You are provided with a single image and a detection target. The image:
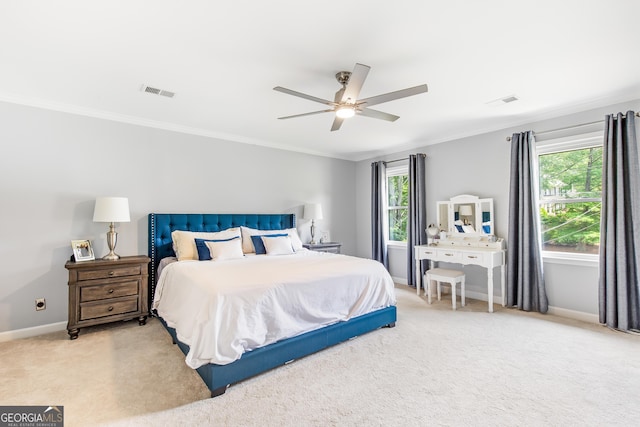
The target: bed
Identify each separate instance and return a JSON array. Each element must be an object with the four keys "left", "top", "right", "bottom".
[{"left": 148, "top": 213, "right": 397, "bottom": 397}]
